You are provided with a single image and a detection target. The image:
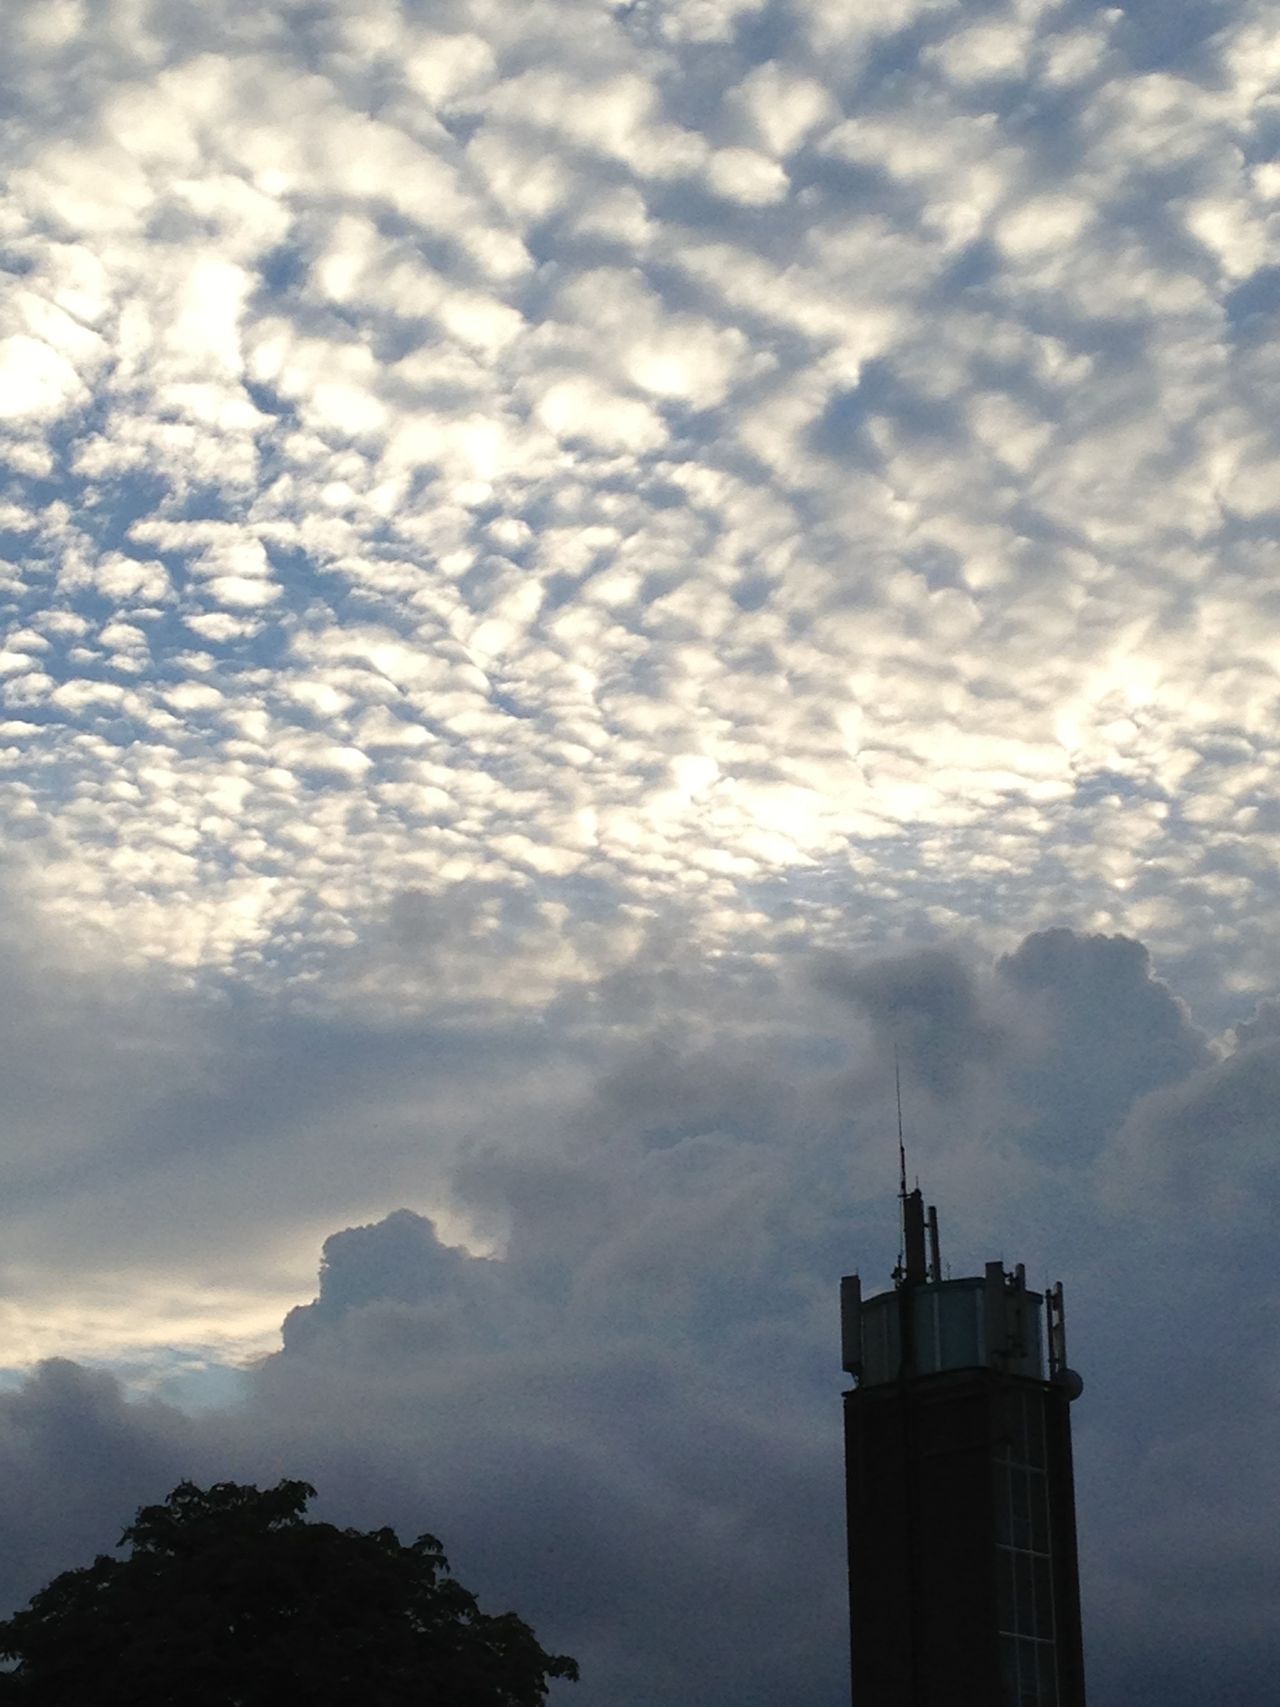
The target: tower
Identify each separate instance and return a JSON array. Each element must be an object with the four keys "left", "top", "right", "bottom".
[{"left": 840, "top": 1187, "right": 1086, "bottom": 1706}]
